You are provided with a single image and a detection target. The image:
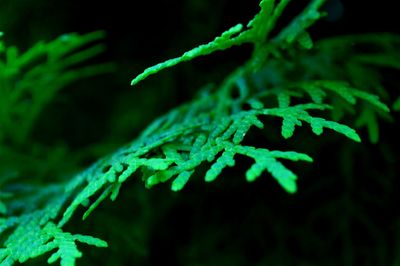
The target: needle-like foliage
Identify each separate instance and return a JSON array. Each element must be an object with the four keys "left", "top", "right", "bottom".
[
  {"left": 0, "top": 0, "right": 397, "bottom": 265},
  {"left": 0, "top": 31, "right": 114, "bottom": 145}
]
